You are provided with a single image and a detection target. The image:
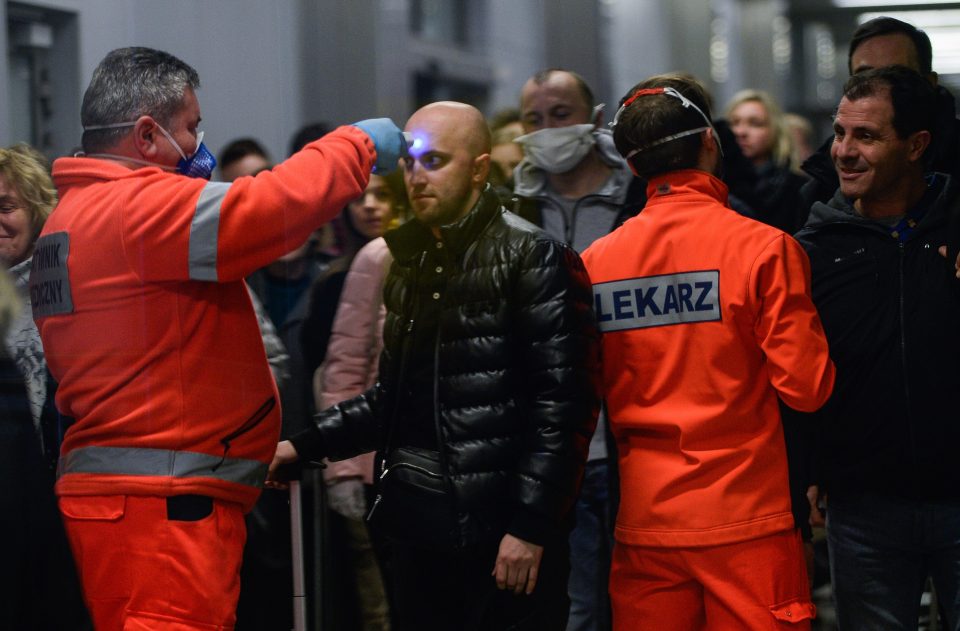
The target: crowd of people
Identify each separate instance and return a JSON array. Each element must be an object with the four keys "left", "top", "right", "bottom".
[{"left": 2, "top": 14, "right": 959, "bottom": 631}]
